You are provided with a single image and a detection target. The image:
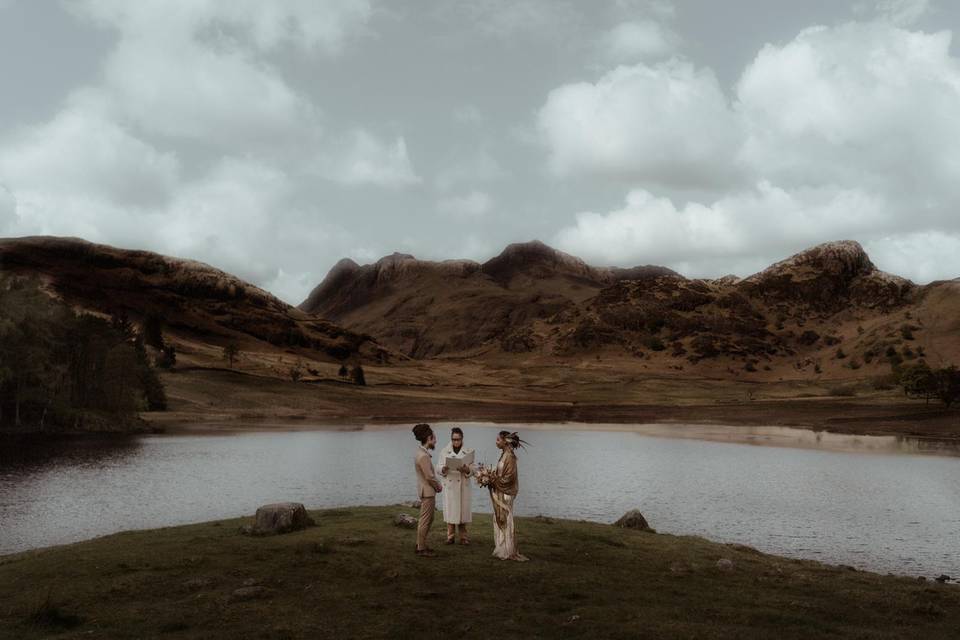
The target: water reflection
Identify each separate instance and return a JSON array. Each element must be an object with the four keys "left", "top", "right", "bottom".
[{"left": 1, "top": 424, "right": 958, "bottom": 581}]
